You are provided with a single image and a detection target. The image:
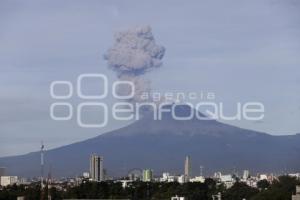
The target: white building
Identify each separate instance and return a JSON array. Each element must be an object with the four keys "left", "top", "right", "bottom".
[
  {"left": 242, "top": 170, "right": 250, "bottom": 180},
  {"left": 244, "top": 179, "right": 257, "bottom": 188},
  {"left": 160, "top": 172, "right": 170, "bottom": 182},
  {"left": 167, "top": 176, "right": 177, "bottom": 182},
  {"left": 177, "top": 175, "right": 185, "bottom": 184},
  {"left": 117, "top": 180, "right": 133, "bottom": 188},
  {"left": 289, "top": 173, "right": 300, "bottom": 179},
  {"left": 0, "top": 176, "right": 18, "bottom": 186},
  {"left": 214, "top": 172, "right": 222, "bottom": 179},
  {"left": 259, "top": 174, "right": 268, "bottom": 181},
  {"left": 190, "top": 176, "right": 205, "bottom": 183},
  {"left": 160, "top": 173, "right": 178, "bottom": 183},
  {"left": 171, "top": 196, "right": 185, "bottom": 200},
  {"left": 82, "top": 172, "right": 90, "bottom": 179},
  {"left": 219, "top": 174, "right": 235, "bottom": 188}
]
